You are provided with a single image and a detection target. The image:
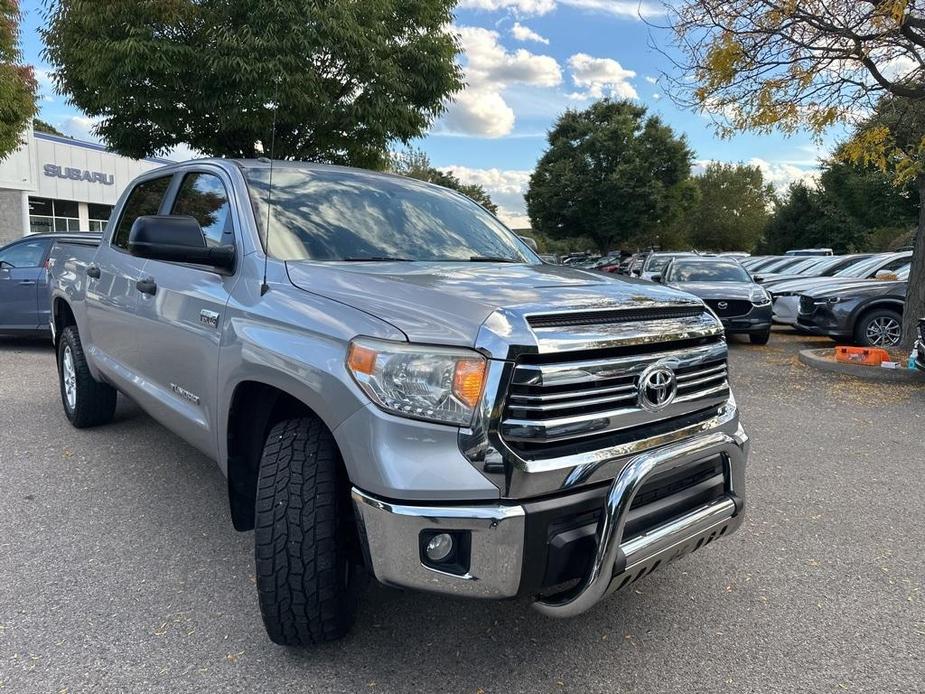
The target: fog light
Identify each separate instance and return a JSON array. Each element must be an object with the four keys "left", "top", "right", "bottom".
[{"left": 425, "top": 533, "right": 454, "bottom": 562}]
